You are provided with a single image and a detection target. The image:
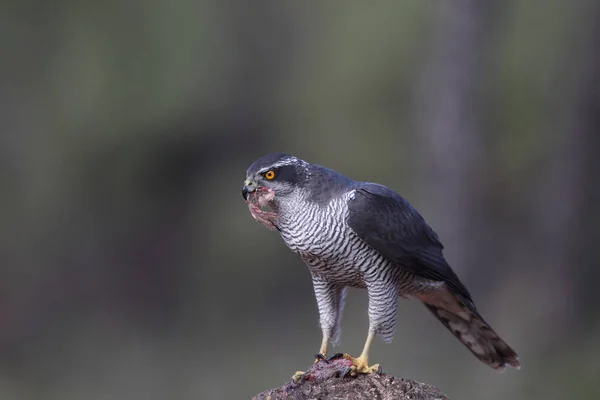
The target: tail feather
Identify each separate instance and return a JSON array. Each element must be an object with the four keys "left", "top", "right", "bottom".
[{"left": 424, "top": 301, "right": 520, "bottom": 371}]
